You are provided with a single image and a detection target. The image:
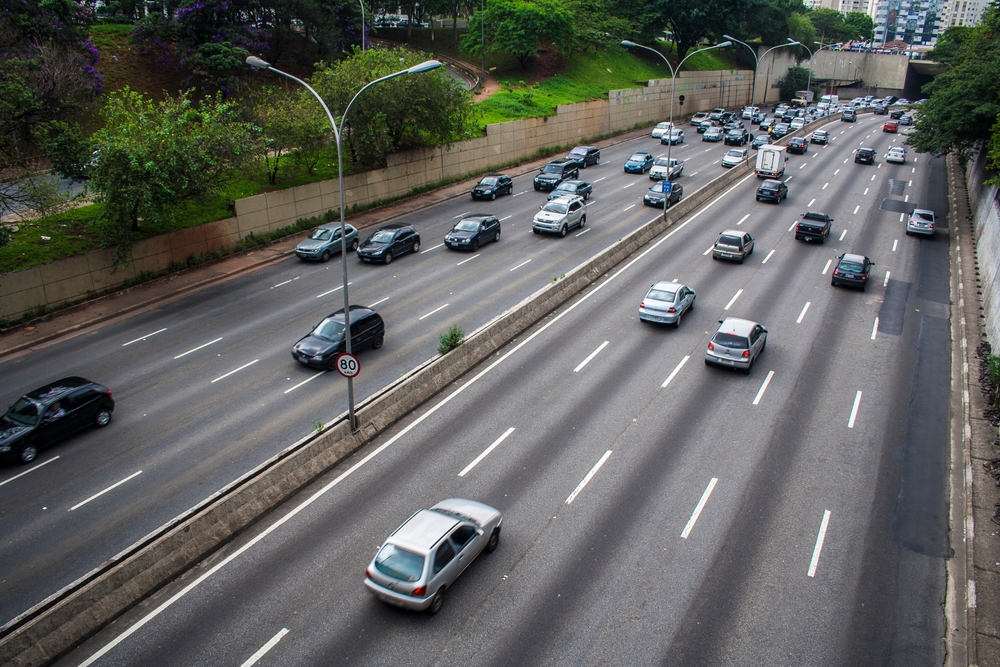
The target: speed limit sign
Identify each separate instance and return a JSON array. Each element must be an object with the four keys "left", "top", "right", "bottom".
[{"left": 334, "top": 353, "right": 361, "bottom": 378}]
